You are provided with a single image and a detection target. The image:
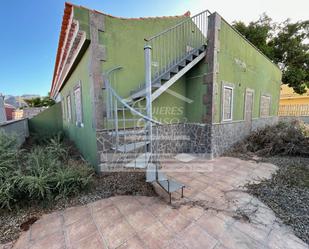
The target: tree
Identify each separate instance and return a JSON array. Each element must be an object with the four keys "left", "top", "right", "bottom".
[
  {"left": 24, "top": 94, "right": 55, "bottom": 107},
  {"left": 233, "top": 14, "right": 274, "bottom": 59},
  {"left": 233, "top": 15, "right": 309, "bottom": 94}
]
